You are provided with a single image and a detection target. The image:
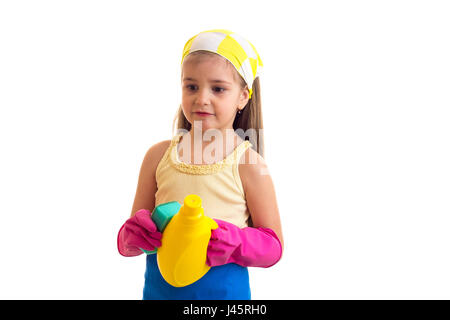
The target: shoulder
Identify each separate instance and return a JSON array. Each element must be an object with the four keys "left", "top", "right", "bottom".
[
  {"left": 141, "top": 139, "right": 172, "bottom": 173},
  {"left": 238, "top": 146, "right": 270, "bottom": 191},
  {"left": 145, "top": 139, "right": 172, "bottom": 158}
]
